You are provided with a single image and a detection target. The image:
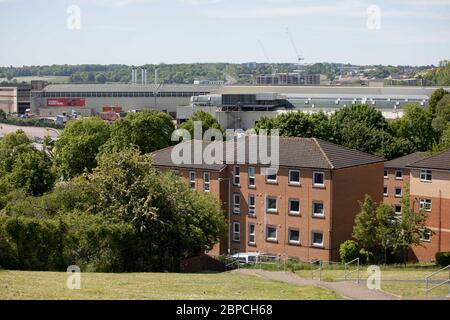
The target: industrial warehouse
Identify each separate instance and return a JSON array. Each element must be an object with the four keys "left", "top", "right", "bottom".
[{"left": 28, "top": 82, "right": 448, "bottom": 129}]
